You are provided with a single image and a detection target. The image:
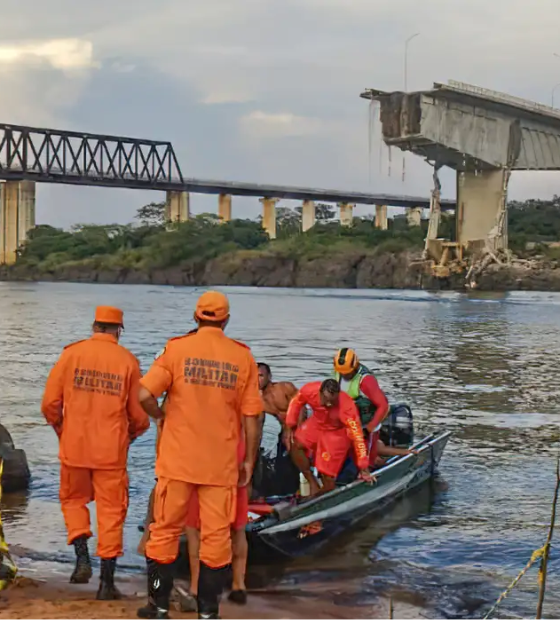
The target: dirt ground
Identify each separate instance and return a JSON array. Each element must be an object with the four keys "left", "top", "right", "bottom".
[{"left": 0, "top": 574, "right": 425, "bottom": 619}]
